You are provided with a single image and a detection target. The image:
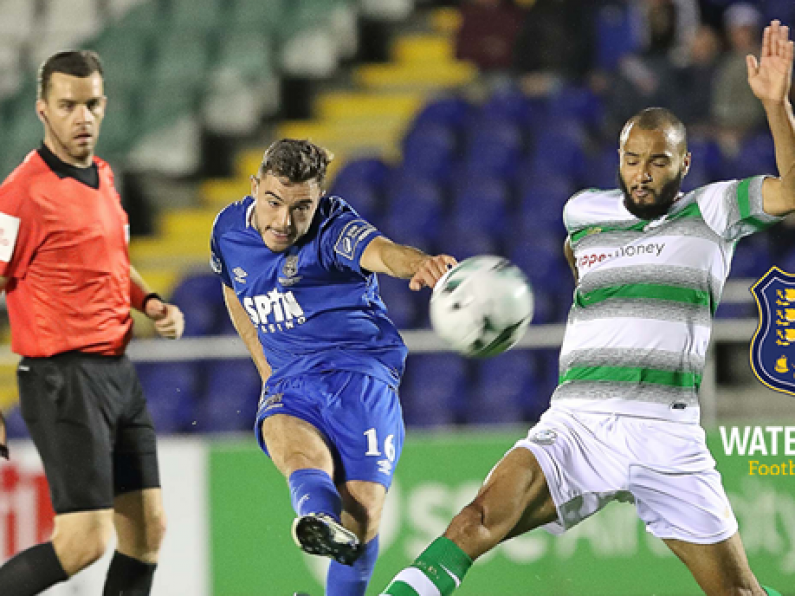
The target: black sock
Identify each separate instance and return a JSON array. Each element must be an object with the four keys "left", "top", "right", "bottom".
[
  {"left": 103, "top": 551, "right": 157, "bottom": 596},
  {"left": 0, "top": 542, "right": 68, "bottom": 595}
]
